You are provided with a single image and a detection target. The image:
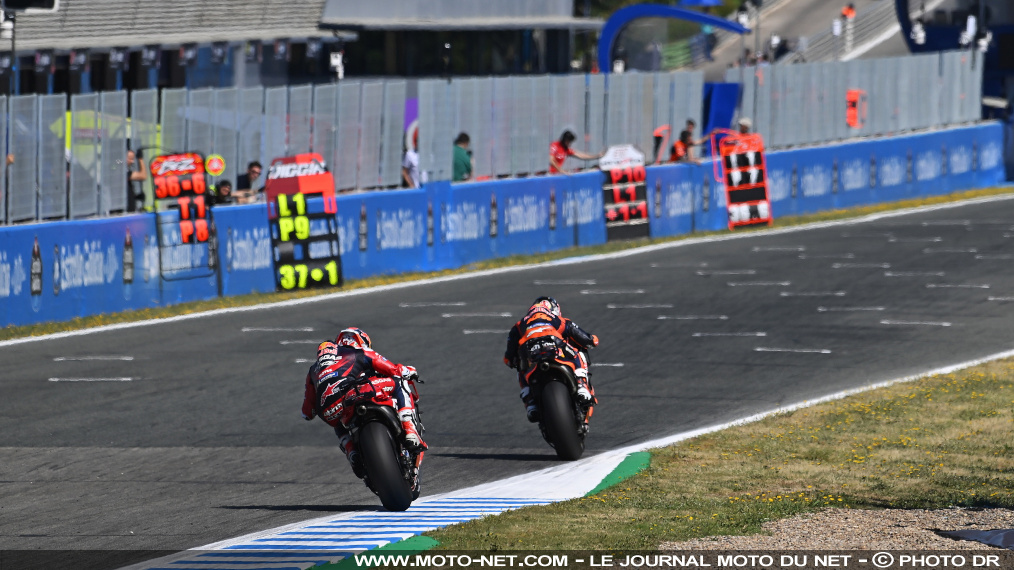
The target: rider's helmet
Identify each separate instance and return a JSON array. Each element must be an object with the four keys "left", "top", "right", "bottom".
[
  {"left": 530, "top": 296, "right": 561, "bottom": 318},
  {"left": 336, "top": 327, "right": 372, "bottom": 350}
]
